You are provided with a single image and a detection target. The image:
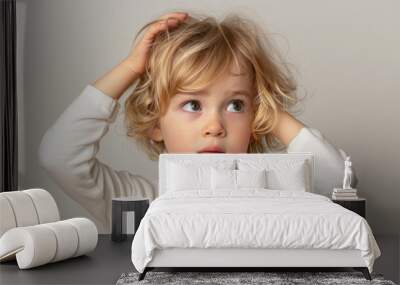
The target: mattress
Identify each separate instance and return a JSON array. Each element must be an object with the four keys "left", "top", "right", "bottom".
[{"left": 131, "top": 189, "right": 381, "bottom": 273}]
